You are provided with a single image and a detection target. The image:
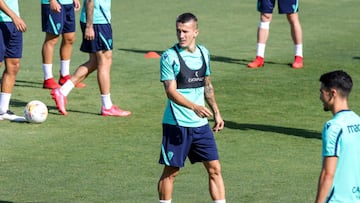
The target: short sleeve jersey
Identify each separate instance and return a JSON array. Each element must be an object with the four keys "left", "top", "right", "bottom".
[
  {"left": 0, "top": 0, "right": 19, "bottom": 22},
  {"left": 80, "top": 0, "right": 111, "bottom": 24},
  {"left": 160, "top": 44, "right": 211, "bottom": 127},
  {"left": 41, "top": 0, "right": 74, "bottom": 5},
  {"left": 322, "top": 110, "right": 360, "bottom": 202}
]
